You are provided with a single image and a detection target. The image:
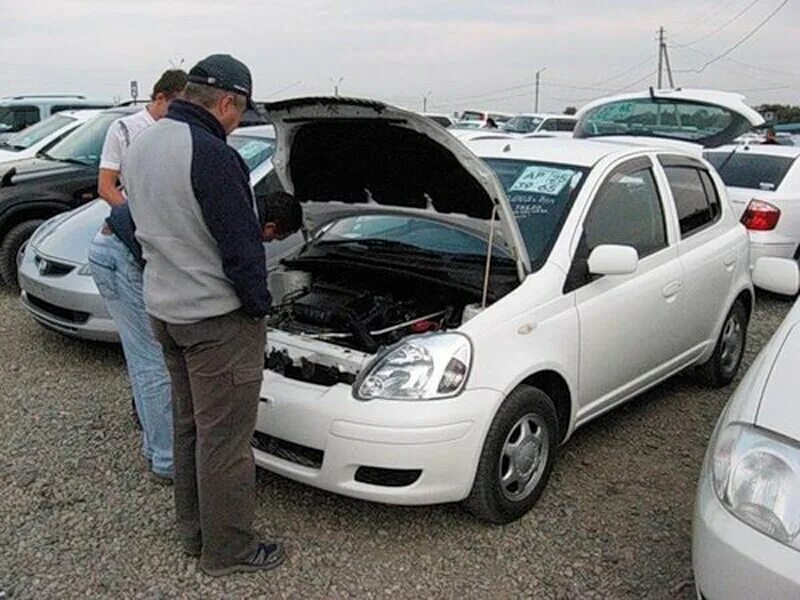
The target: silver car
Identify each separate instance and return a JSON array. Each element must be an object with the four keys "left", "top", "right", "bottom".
[
  {"left": 18, "top": 125, "right": 292, "bottom": 342},
  {"left": 693, "top": 282, "right": 800, "bottom": 599}
]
